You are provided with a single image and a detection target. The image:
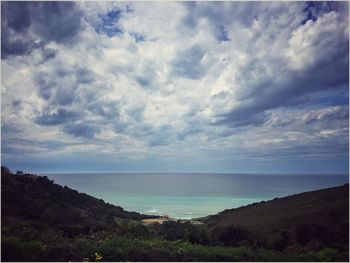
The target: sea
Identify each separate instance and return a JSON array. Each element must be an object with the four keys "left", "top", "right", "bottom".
[{"left": 43, "top": 172, "right": 348, "bottom": 219}]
